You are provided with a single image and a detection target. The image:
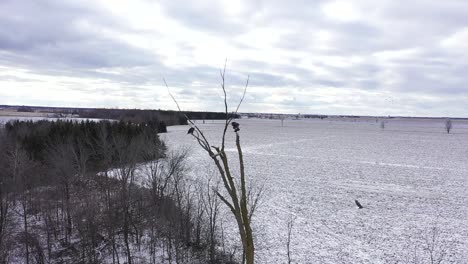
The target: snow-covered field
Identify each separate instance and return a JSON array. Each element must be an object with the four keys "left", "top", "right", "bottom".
[{"left": 160, "top": 118, "right": 468, "bottom": 264}]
